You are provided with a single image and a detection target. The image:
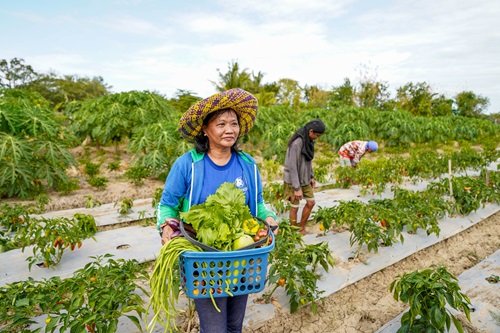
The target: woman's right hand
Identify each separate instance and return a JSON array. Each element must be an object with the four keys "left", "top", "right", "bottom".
[
  {"left": 160, "top": 219, "right": 182, "bottom": 245},
  {"left": 161, "top": 225, "right": 175, "bottom": 245}
]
